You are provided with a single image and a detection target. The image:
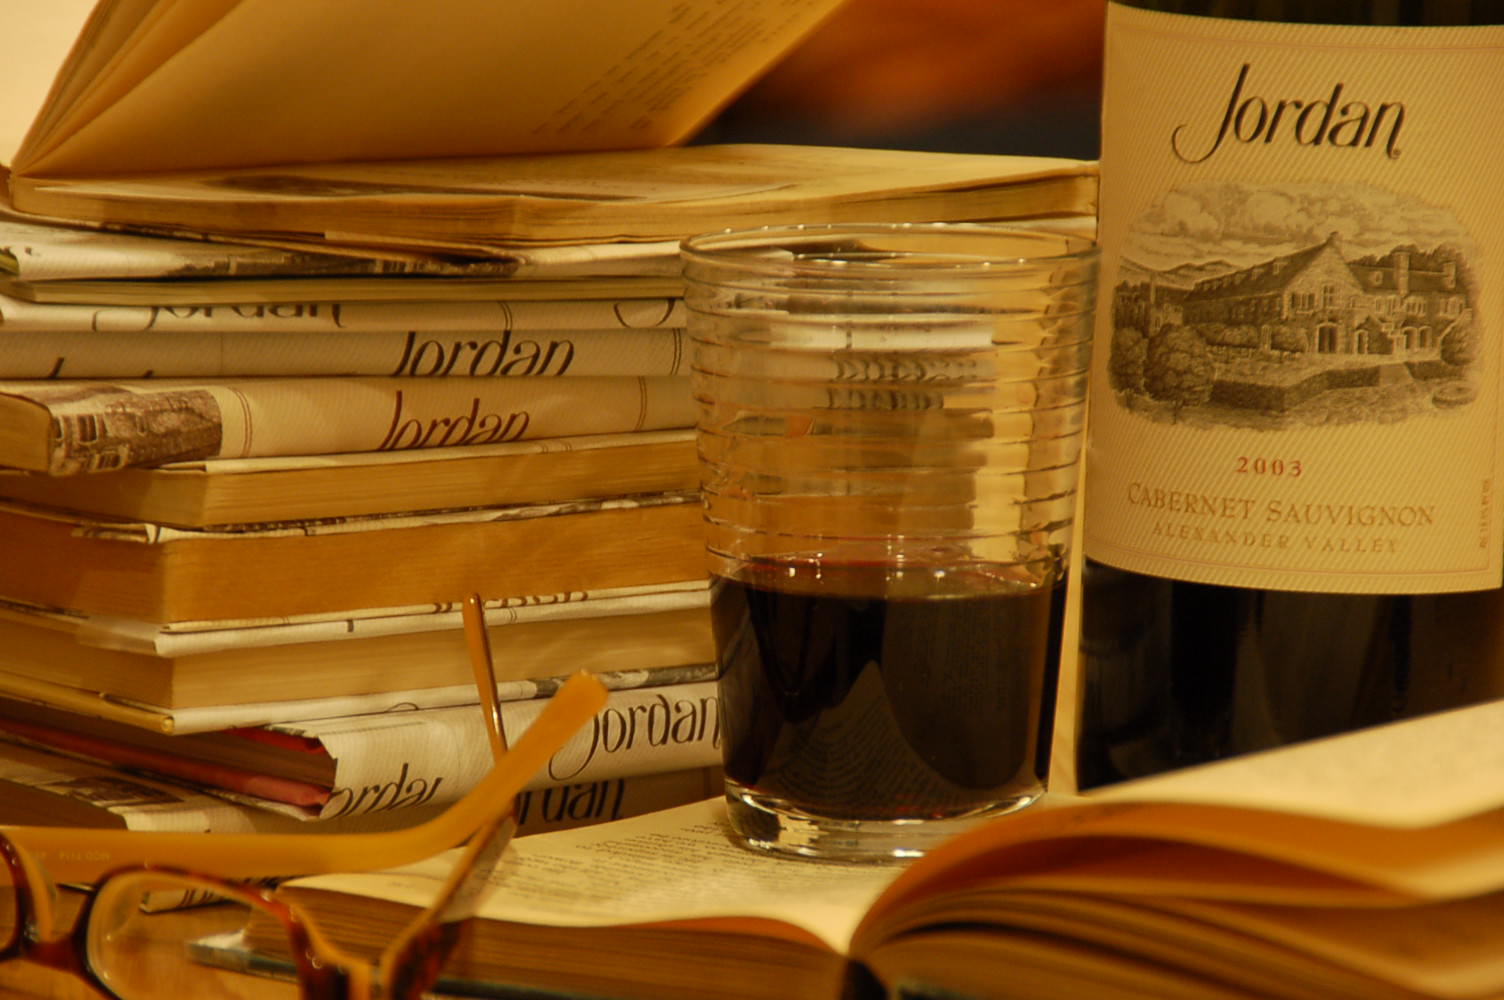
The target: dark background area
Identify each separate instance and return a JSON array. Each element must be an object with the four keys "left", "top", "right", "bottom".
[{"left": 696, "top": 0, "right": 1105, "bottom": 160}]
